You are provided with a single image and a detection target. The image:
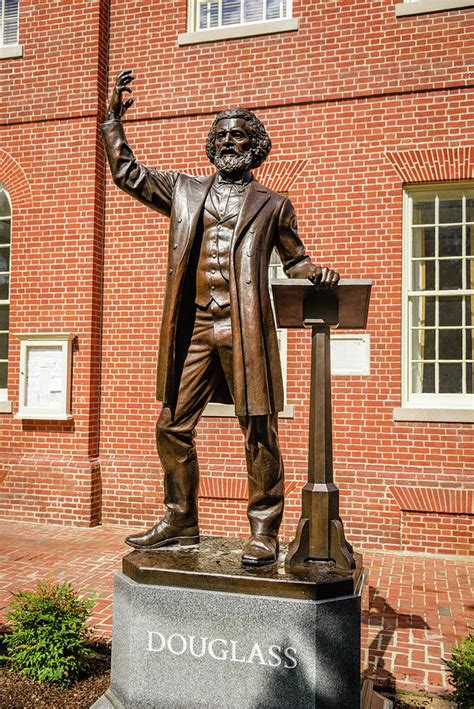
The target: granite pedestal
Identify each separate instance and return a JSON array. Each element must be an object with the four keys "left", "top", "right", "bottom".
[{"left": 92, "top": 537, "right": 363, "bottom": 709}]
